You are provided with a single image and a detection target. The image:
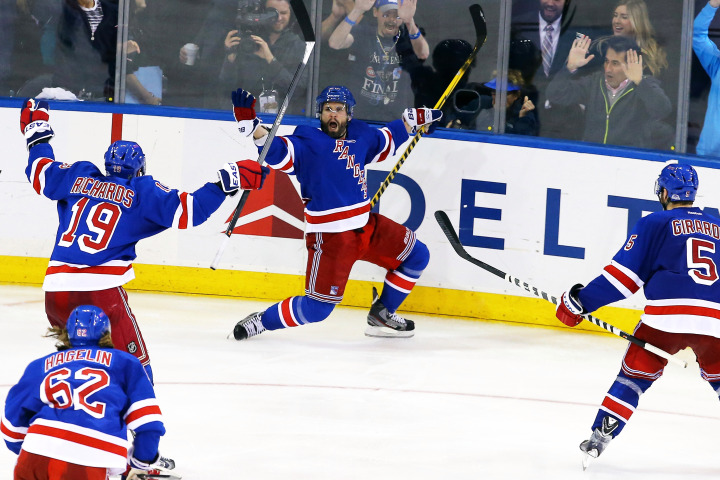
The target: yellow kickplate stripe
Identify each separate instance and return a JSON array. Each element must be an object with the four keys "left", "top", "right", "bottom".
[{"left": 0, "top": 255, "right": 638, "bottom": 334}]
